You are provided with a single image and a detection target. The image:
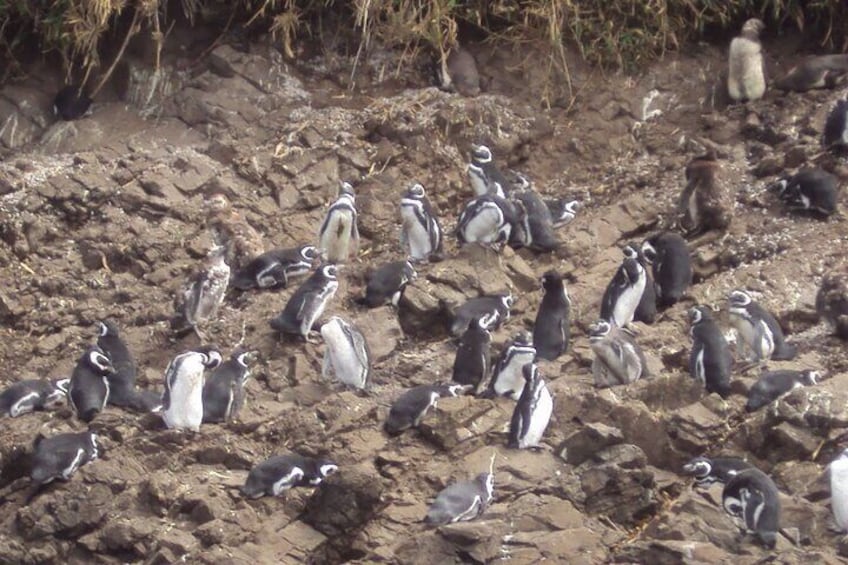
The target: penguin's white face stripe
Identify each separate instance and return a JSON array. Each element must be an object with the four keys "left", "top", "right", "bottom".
[
  {"left": 471, "top": 145, "right": 493, "bottom": 163},
  {"left": 728, "top": 290, "right": 753, "bottom": 307},
  {"left": 319, "top": 464, "right": 338, "bottom": 477},
  {"left": 723, "top": 494, "right": 743, "bottom": 516},
  {"left": 89, "top": 351, "right": 112, "bottom": 373},
  {"left": 98, "top": 322, "right": 109, "bottom": 337},
  {"left": 641, "top": 242, "right": 657, "bottom": 263},
  {"left": 301, "top": 246, "right": 319, "bottom": 261},
  {"left": 322, "top": 265, "right": 338, "bottom": 280},
  {"left": 55, "top": 378, "right": 70, "bottom": 394}
]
